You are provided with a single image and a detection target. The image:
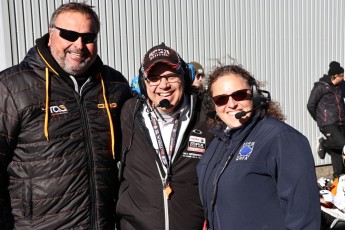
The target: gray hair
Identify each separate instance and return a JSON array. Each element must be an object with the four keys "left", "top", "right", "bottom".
[{"left": 49, "top": 2, "right": 100, "bottom": 33}]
